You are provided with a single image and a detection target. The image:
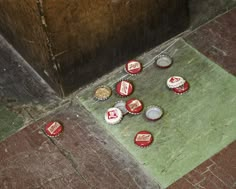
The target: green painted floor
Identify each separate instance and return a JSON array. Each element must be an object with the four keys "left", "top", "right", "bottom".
[
  {"left": 78, "top": 39, "right": 236, "bottom": 188},
  {"left": 0, "top": 105, "right": 23, "bottom": 142}
]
